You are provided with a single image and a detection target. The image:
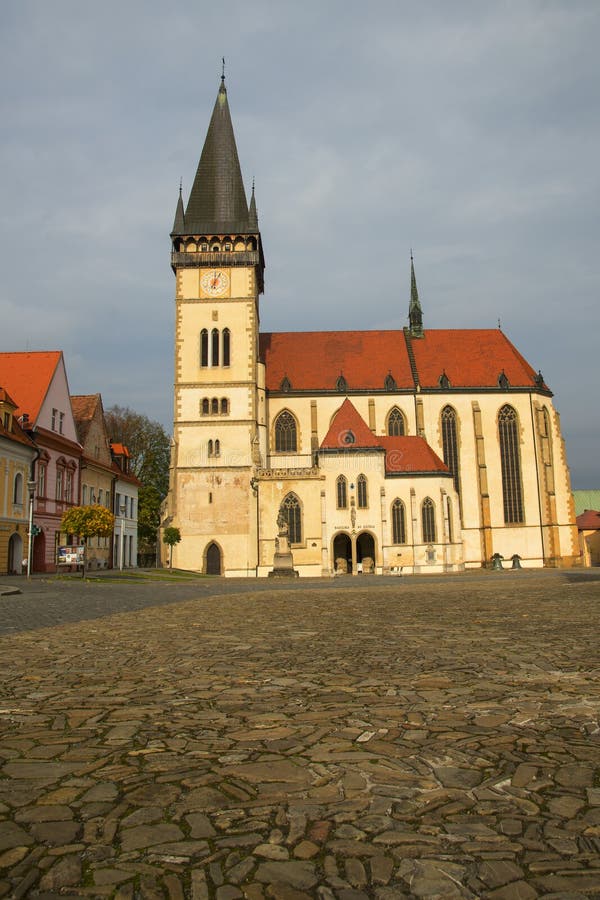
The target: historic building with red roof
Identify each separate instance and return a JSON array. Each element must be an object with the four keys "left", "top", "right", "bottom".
[
  {"left": 0, "top": 388, "right": 38, "bottom": 574},
  {"left": 163, "top": 77, "right": 578, "bottom": 576},
  {"left": 0, "top": 352, "right": 82, "bottom": 572}
]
